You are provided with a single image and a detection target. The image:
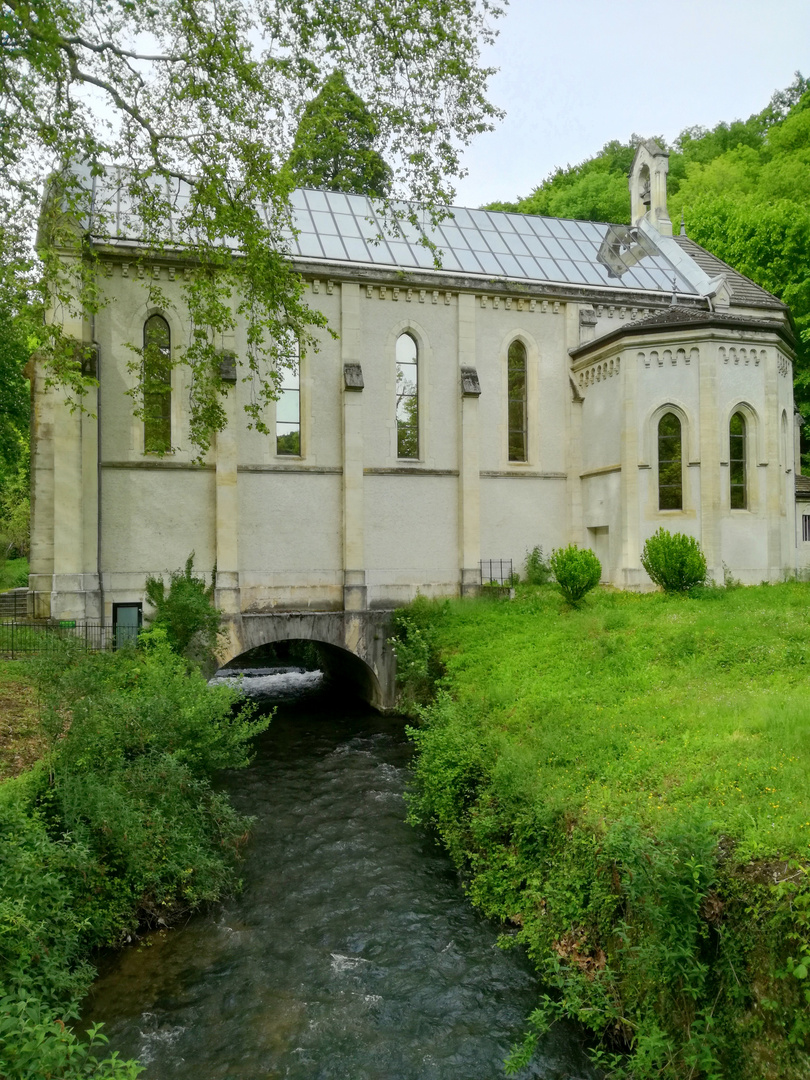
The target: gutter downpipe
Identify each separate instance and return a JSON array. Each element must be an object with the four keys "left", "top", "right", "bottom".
[{"left": 93, "top": 313, "right": 104, "bottom": 631}]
